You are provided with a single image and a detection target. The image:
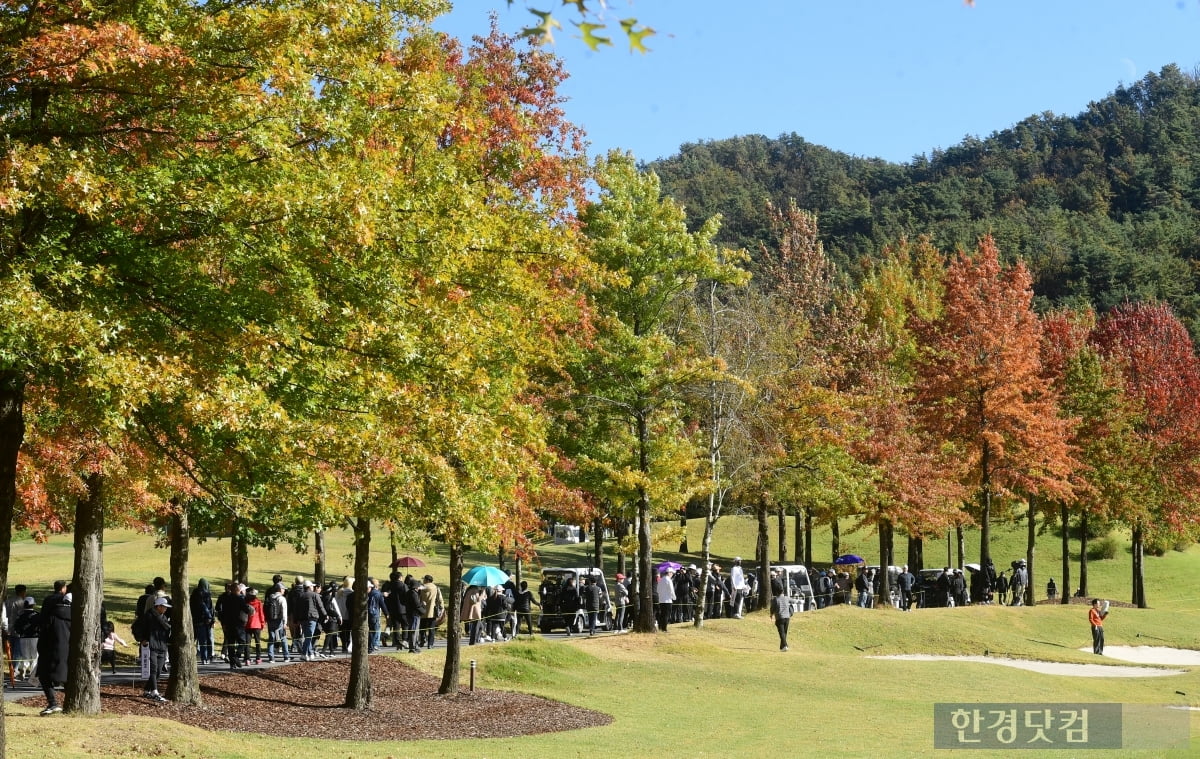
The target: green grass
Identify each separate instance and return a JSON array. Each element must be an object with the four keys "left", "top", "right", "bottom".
[{"left": 5, "top": 518, "right": 1199, "bottom": 758}]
